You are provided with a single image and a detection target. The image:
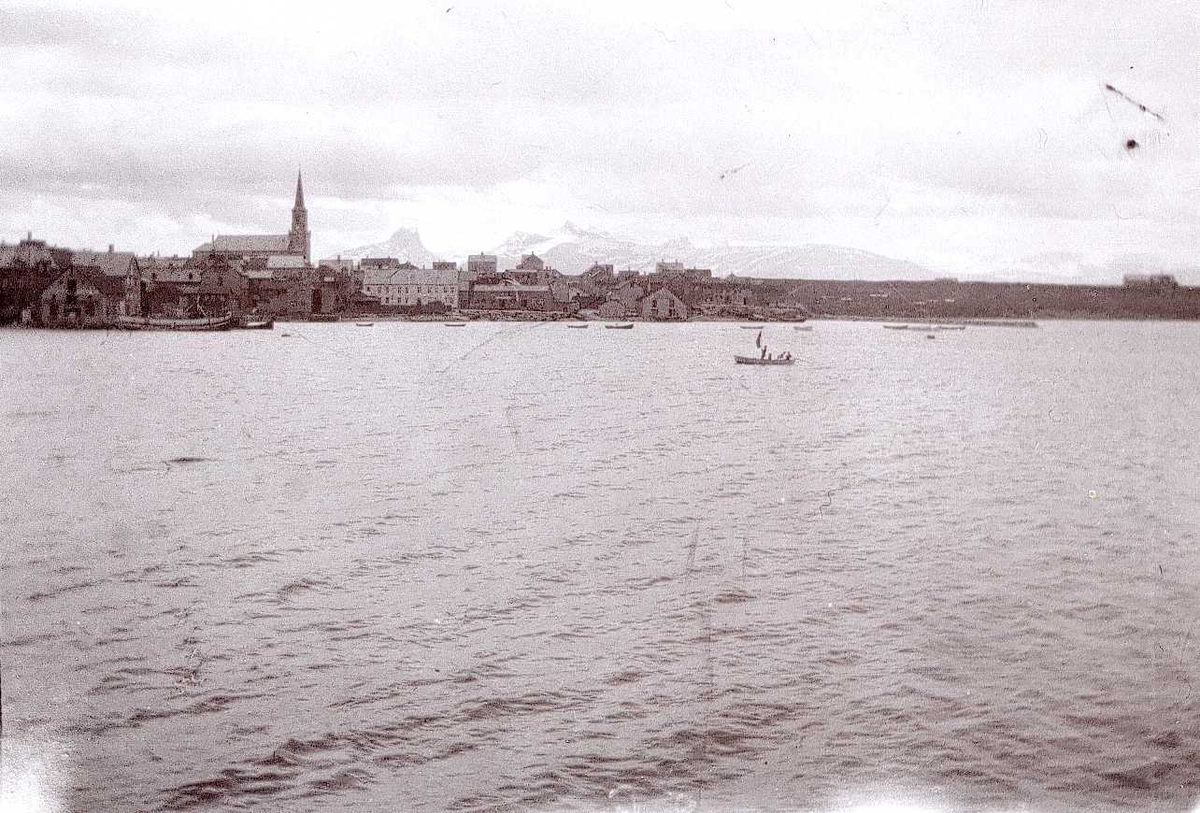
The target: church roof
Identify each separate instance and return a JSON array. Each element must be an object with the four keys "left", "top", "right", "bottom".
[{"left": 203, "top": 234, "right": 293, "bottom": 253}]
